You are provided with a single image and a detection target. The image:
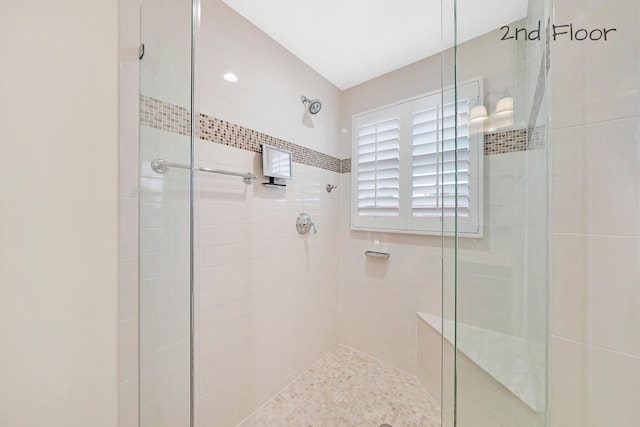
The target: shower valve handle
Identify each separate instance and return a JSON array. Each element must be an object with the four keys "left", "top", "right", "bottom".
[{"left": 296, "top": 213, "right": 317, "bottom": 235}]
